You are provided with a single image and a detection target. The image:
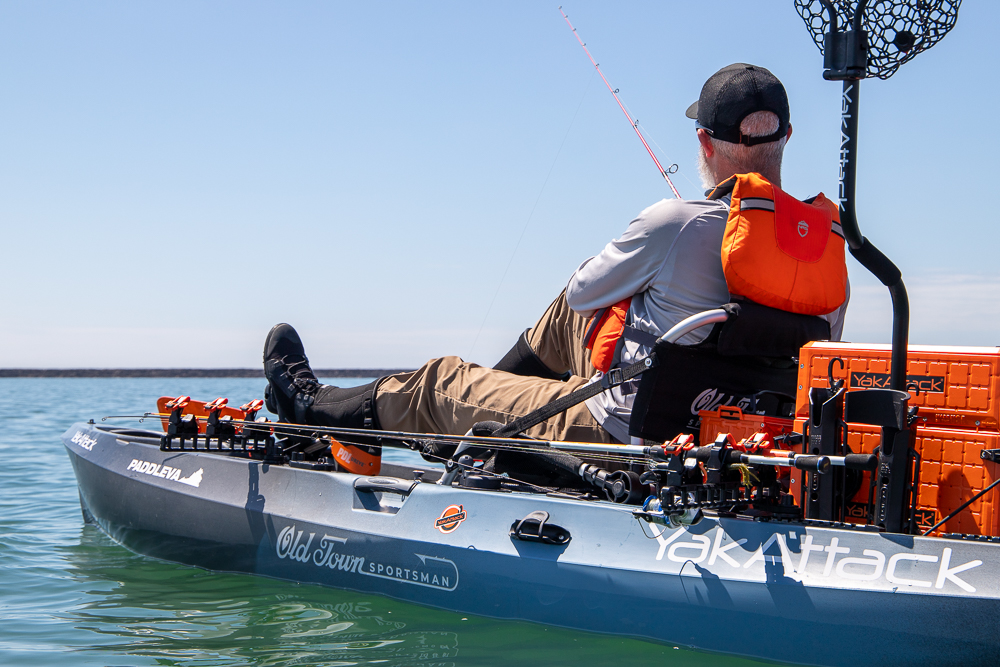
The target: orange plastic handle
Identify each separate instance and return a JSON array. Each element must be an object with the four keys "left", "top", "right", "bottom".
[
  {"left": 329, "top": 439, "right": 381, "bottom": 475},
  {"left": 719, "top": 406, "right": 744, "bottom": 421}
]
